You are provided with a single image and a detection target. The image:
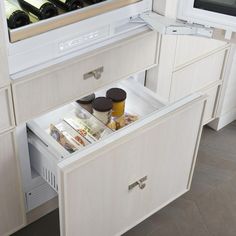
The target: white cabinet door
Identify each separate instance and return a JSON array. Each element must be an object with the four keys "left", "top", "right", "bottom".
[
  {"left": 0, "top": 5, "right": 9, "bottom": 88},
  {"left": 0, "top": 87, "right": 15, "bottom": 133},
  {"left": 139, "top": 98, "right": 204, "bottom": 217},
  {"left": 57, "top": 95, "right": 206, "bottom": 236},
  {"left": 0, "top": 131, "right": 25, "bottom": 236}
]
